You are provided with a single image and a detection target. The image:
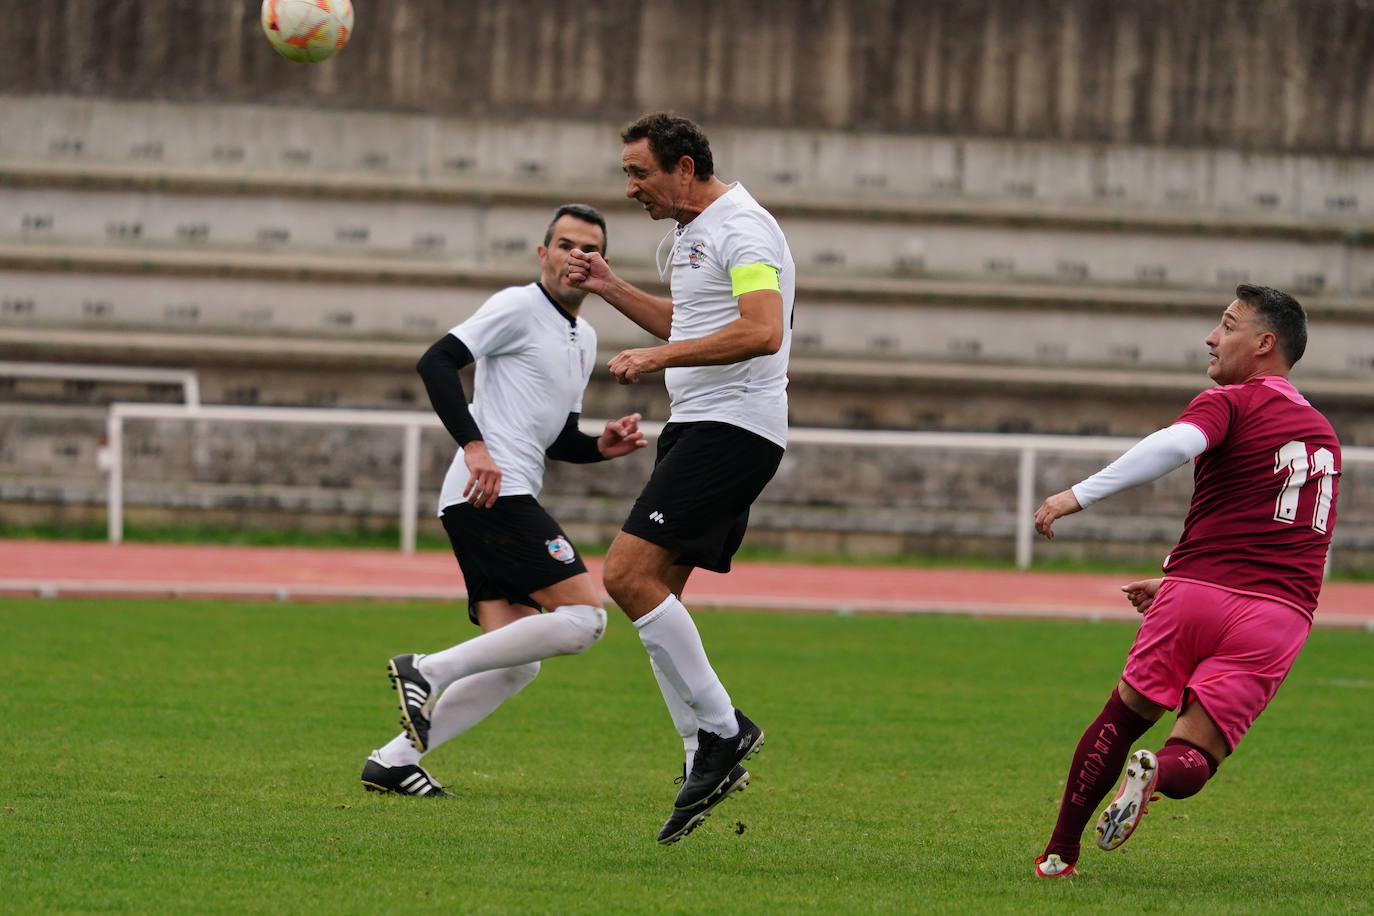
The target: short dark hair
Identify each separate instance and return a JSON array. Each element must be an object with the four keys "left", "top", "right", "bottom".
[
  {"left": 544, "top": 203, "right": 608, "bottom": 254},
  {"left": 621, "top": 113, "right": 715, "bottom": 181},
  {"left": 1235, "top": 284, "right": 1307, "bottom": 366}
]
